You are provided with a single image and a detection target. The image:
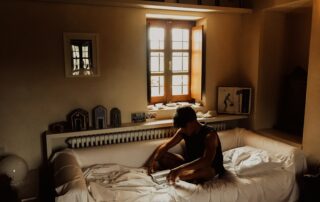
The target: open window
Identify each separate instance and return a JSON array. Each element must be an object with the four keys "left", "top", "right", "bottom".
[{"left": 147, "top": 19, "right": 205, "bottom": 104}]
